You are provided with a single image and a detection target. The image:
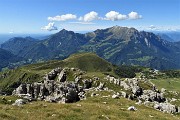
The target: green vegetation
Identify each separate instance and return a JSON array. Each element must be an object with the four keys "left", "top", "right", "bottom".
[
  {"left": 0, "top": 53, "right": 114, "bottom": 94},
  {"left": 114, "top": 65, "right": 144, "bottom": 78},
  {"left": 161, "top": 70, "right": 180, "bottom": 78},
  {"left": 1, "top": 26, "right": 180, "bottom": 70},
  {"left": 0, "top": 91, "right": 180, "bottom": 120},
  {"left": 151, "top": 78, "right": 180, "bottom": 92},
  {"left": 0, "top": 53, "right": 180, "bottom": 119}
]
